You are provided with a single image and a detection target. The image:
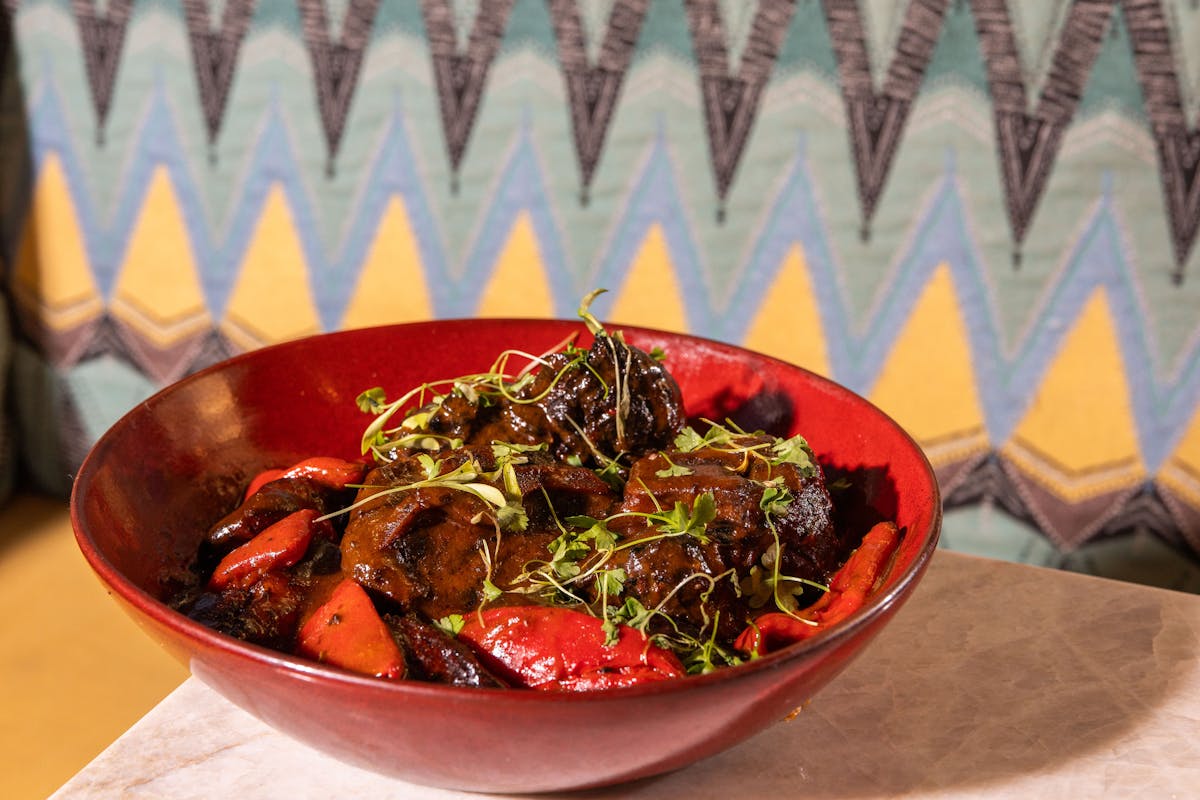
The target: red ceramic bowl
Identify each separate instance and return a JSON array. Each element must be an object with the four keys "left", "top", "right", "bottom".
[{"left": 71, "top": 319, "right": 940, "bottom": 793}]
